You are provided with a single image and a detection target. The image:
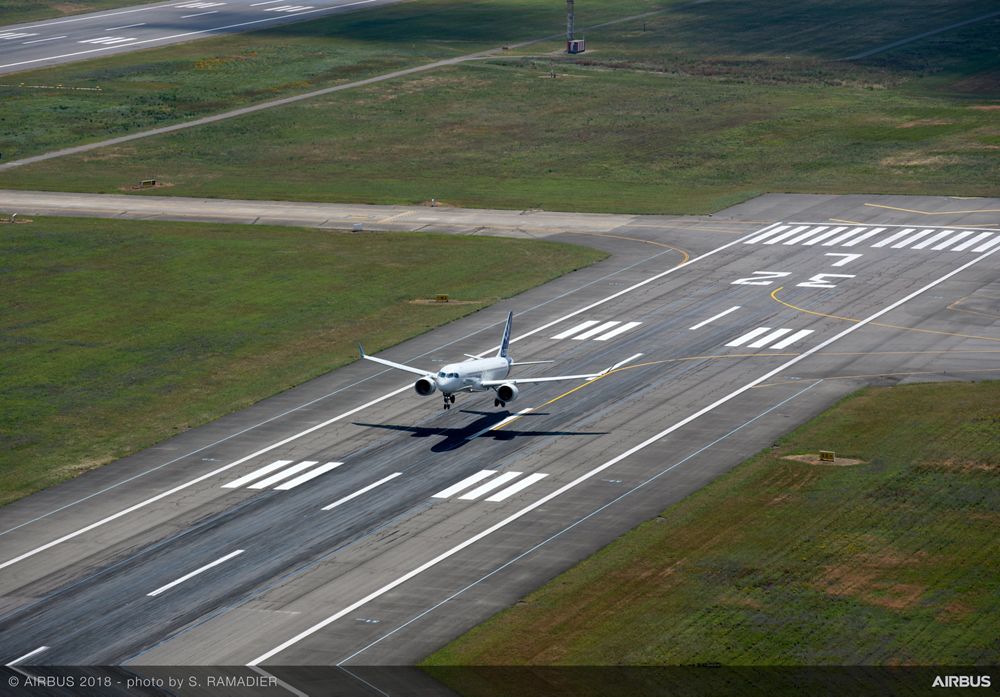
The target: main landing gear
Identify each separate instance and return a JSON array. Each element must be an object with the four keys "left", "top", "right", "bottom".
[
  {"left": 494, "top": 398, "right": 506, "bottom": 408},
  {"left": 443, "top": 394, "right": 456, "bottom": 410}
]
